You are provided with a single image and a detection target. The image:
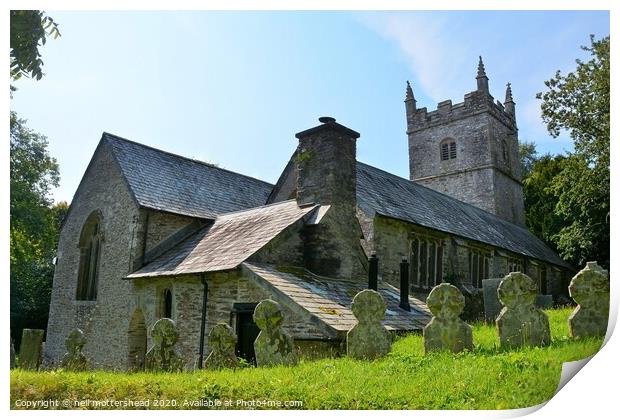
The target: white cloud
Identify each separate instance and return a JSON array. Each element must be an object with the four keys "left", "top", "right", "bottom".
[{"left": 358, "top": 12, "right": 473, "bottom": 103}]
